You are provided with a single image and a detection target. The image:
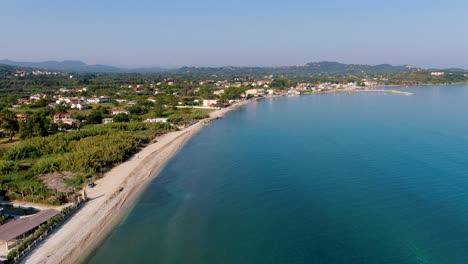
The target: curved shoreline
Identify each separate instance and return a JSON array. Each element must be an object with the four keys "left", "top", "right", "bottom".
[
  {"left": 19, "top": 90, "right": 408, "bottom": 263},
  {"left": 311, "top": 89, "right": 415, "bottom": 96},
  {"left": 22, "top": 100, "right": 253, "bottom": 264}
]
